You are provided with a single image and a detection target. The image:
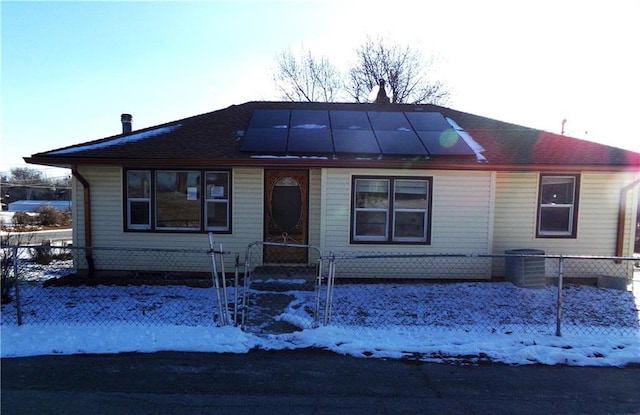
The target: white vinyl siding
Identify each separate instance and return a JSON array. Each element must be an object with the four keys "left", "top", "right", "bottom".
[
  {"left": 320, "top": 168, "right": 493, "bottom": 279},
  {"left": 492, "top": 172, "right": 639, "bottom": 276},
  {"left": 71, "top": 171, "right": 84, "bottom": 247},
  {"left": 322, "top": 169, "right": 492, "bottom": 253},
  {"left": 492, "top": 172, "right": 538, "bottom": 252},
  {"left": 430, "top": 172, "right": 493, "bottom": 253},
  {"left": 71, "top": 165, "right": 639, "bottom": 280},
  {"left": 231, "top": 167, "right": 264, "bottom": 250},
  {"left": 72, "top": 166, "right": 264, "bottom": 272},
  {"left": 308, "top": 169, "right": 321, "bottom": 248}
]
